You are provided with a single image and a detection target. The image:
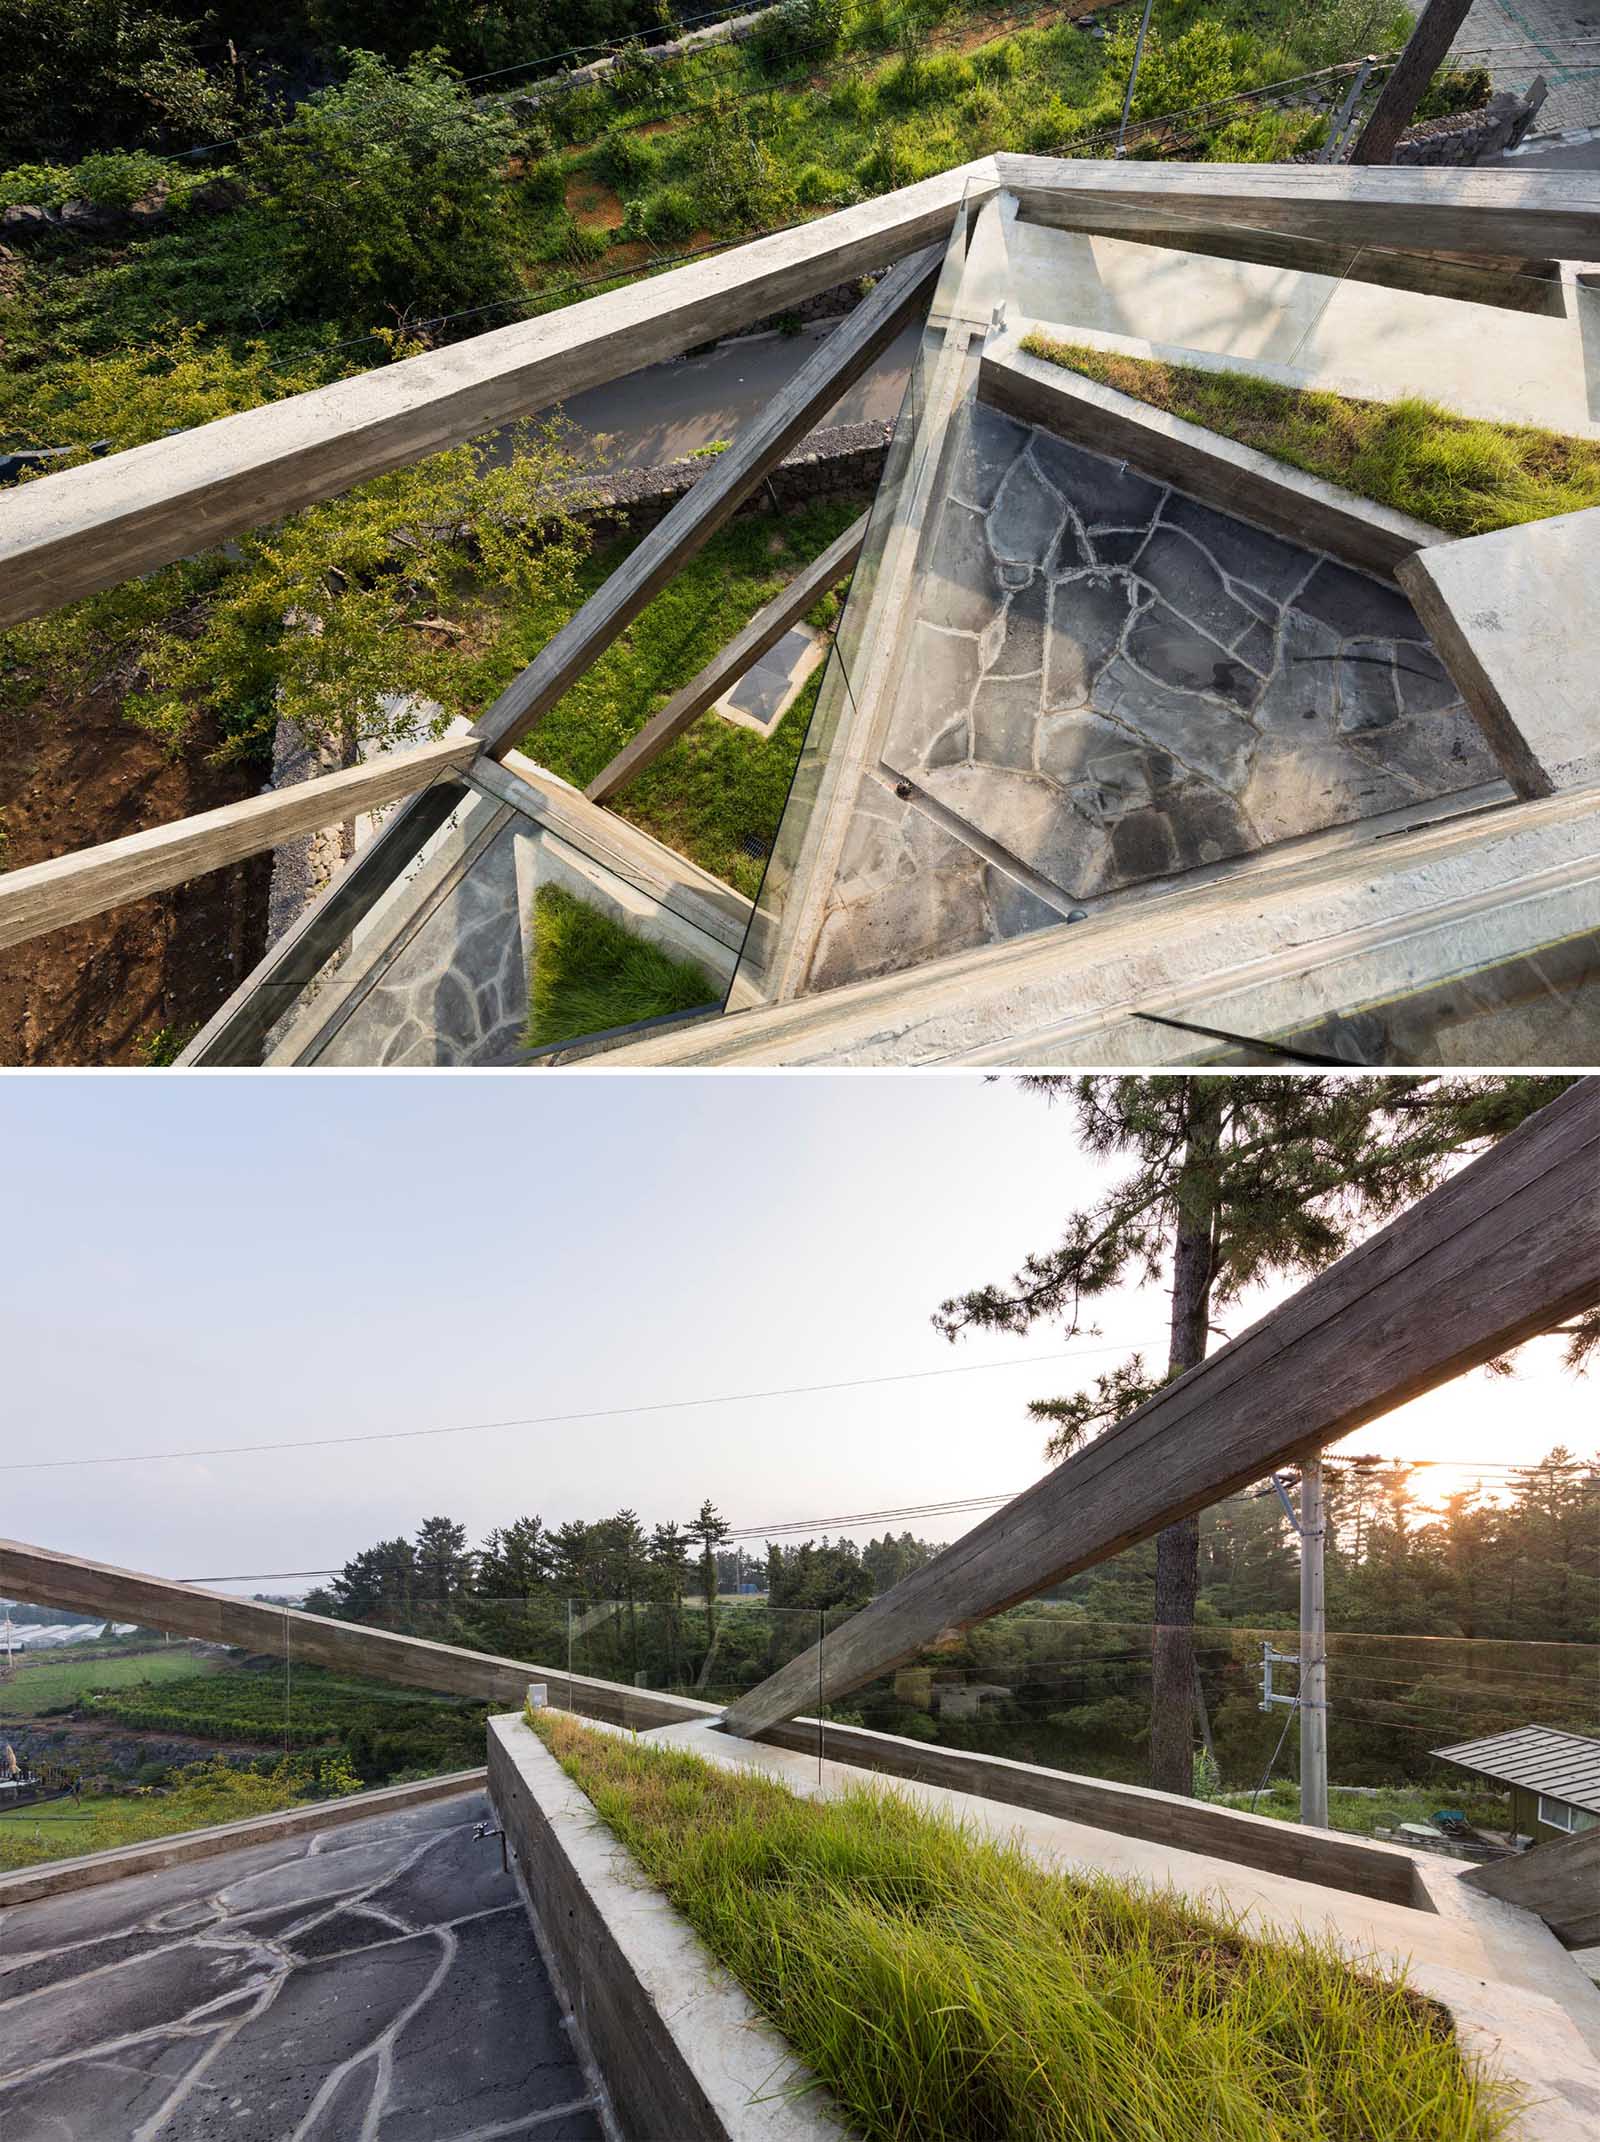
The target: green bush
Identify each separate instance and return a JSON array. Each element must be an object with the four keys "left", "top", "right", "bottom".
[
  {"left": 1415, "top": 64, "right": 1493, "bottom": 121},
  {"left": 794, "top": 161, "right": 851, "bottom": 207},
  {"left": 626, "top": 182, "right": 698, "bottom": 243},
  {"left": 520, "top": 154, "right": 567, "bottom": 209},
  {"left": 546, "top": 81, "right": 610, "bottom": 147},
  {"left": 245, "top": 52, "right": 523, "bottom": 325},
  {"left": 69, "top": 149, "right": 166, "bottom": 209},
  {"left": 534, "top": 210, "right": 609, "bottom": 264},
  {"left": 971, "top": 37, "right": 1019, "bottom": 84},
  {"left": 0, "top": 160, "right": 68, "bottom": 209},
  {"left": 606, "top": 37, "right": 665, "bottom": 111},
  {"left": 750, "top": 0, "right": 847, "bottom": 74},
  {"left": 592, "top": 125, "right": 658, "bottom": 192}
]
